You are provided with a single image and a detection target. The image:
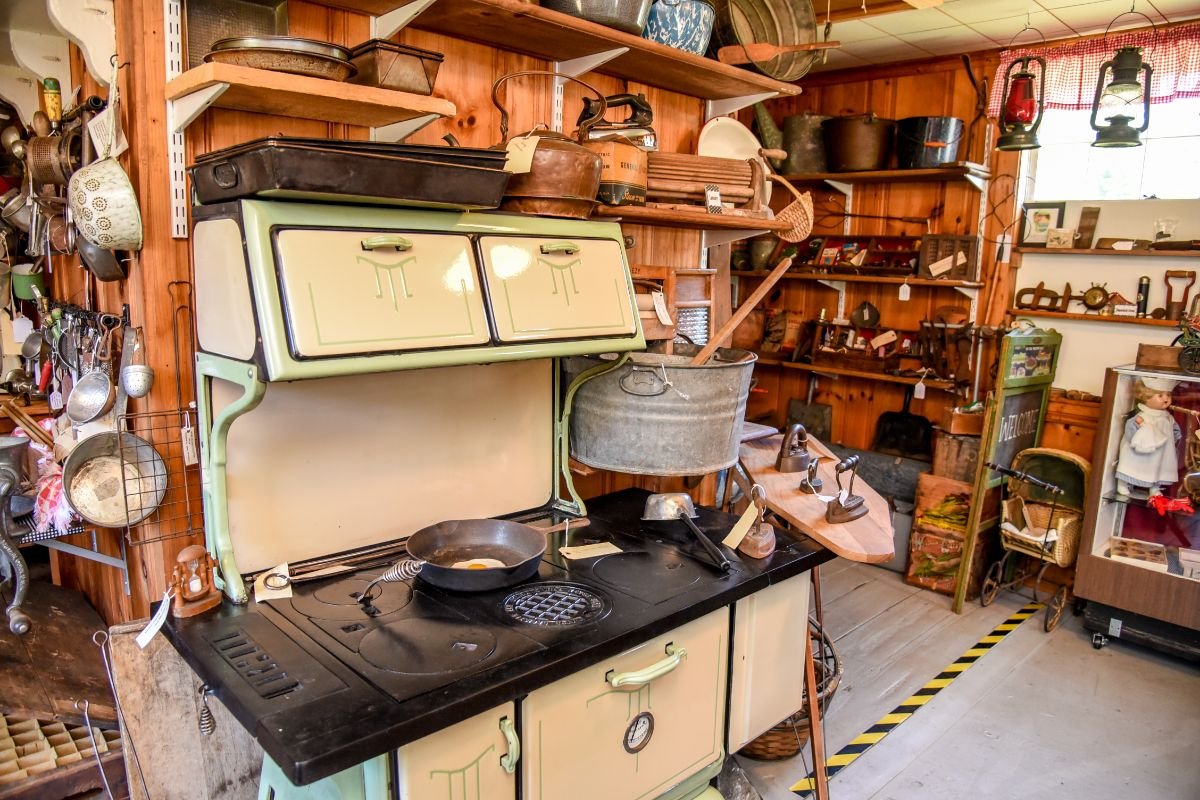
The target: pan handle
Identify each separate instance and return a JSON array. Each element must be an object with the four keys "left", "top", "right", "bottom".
[{"left": 358, "top": 558, "right": 424, "bottom": 603}]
